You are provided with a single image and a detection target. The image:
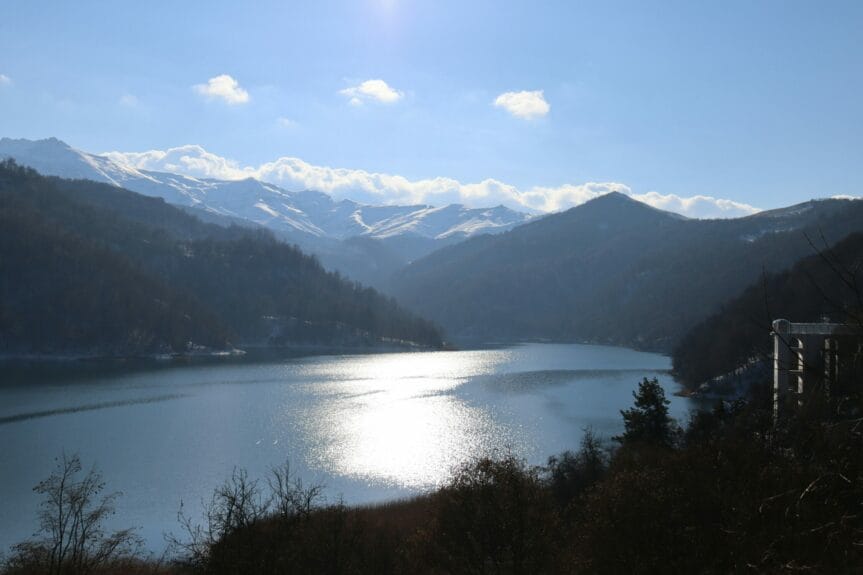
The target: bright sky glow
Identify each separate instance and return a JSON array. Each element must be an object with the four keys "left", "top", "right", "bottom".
[{"left": 1, "top": 0, "right": 861, "bottom": 211}]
